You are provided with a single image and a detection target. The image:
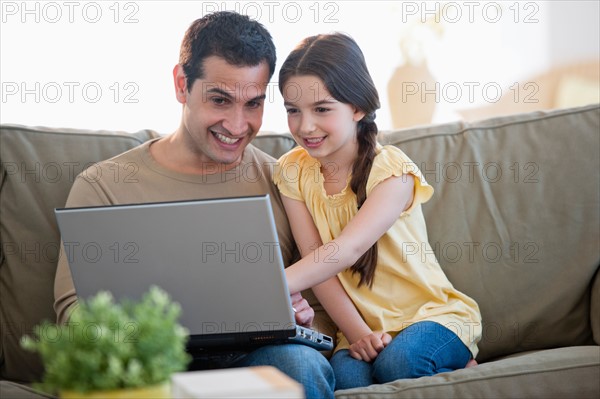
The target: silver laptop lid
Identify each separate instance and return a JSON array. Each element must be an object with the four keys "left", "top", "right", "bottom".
[{"left": 55, "top": 195, "right": 296, "bottom": 336}]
